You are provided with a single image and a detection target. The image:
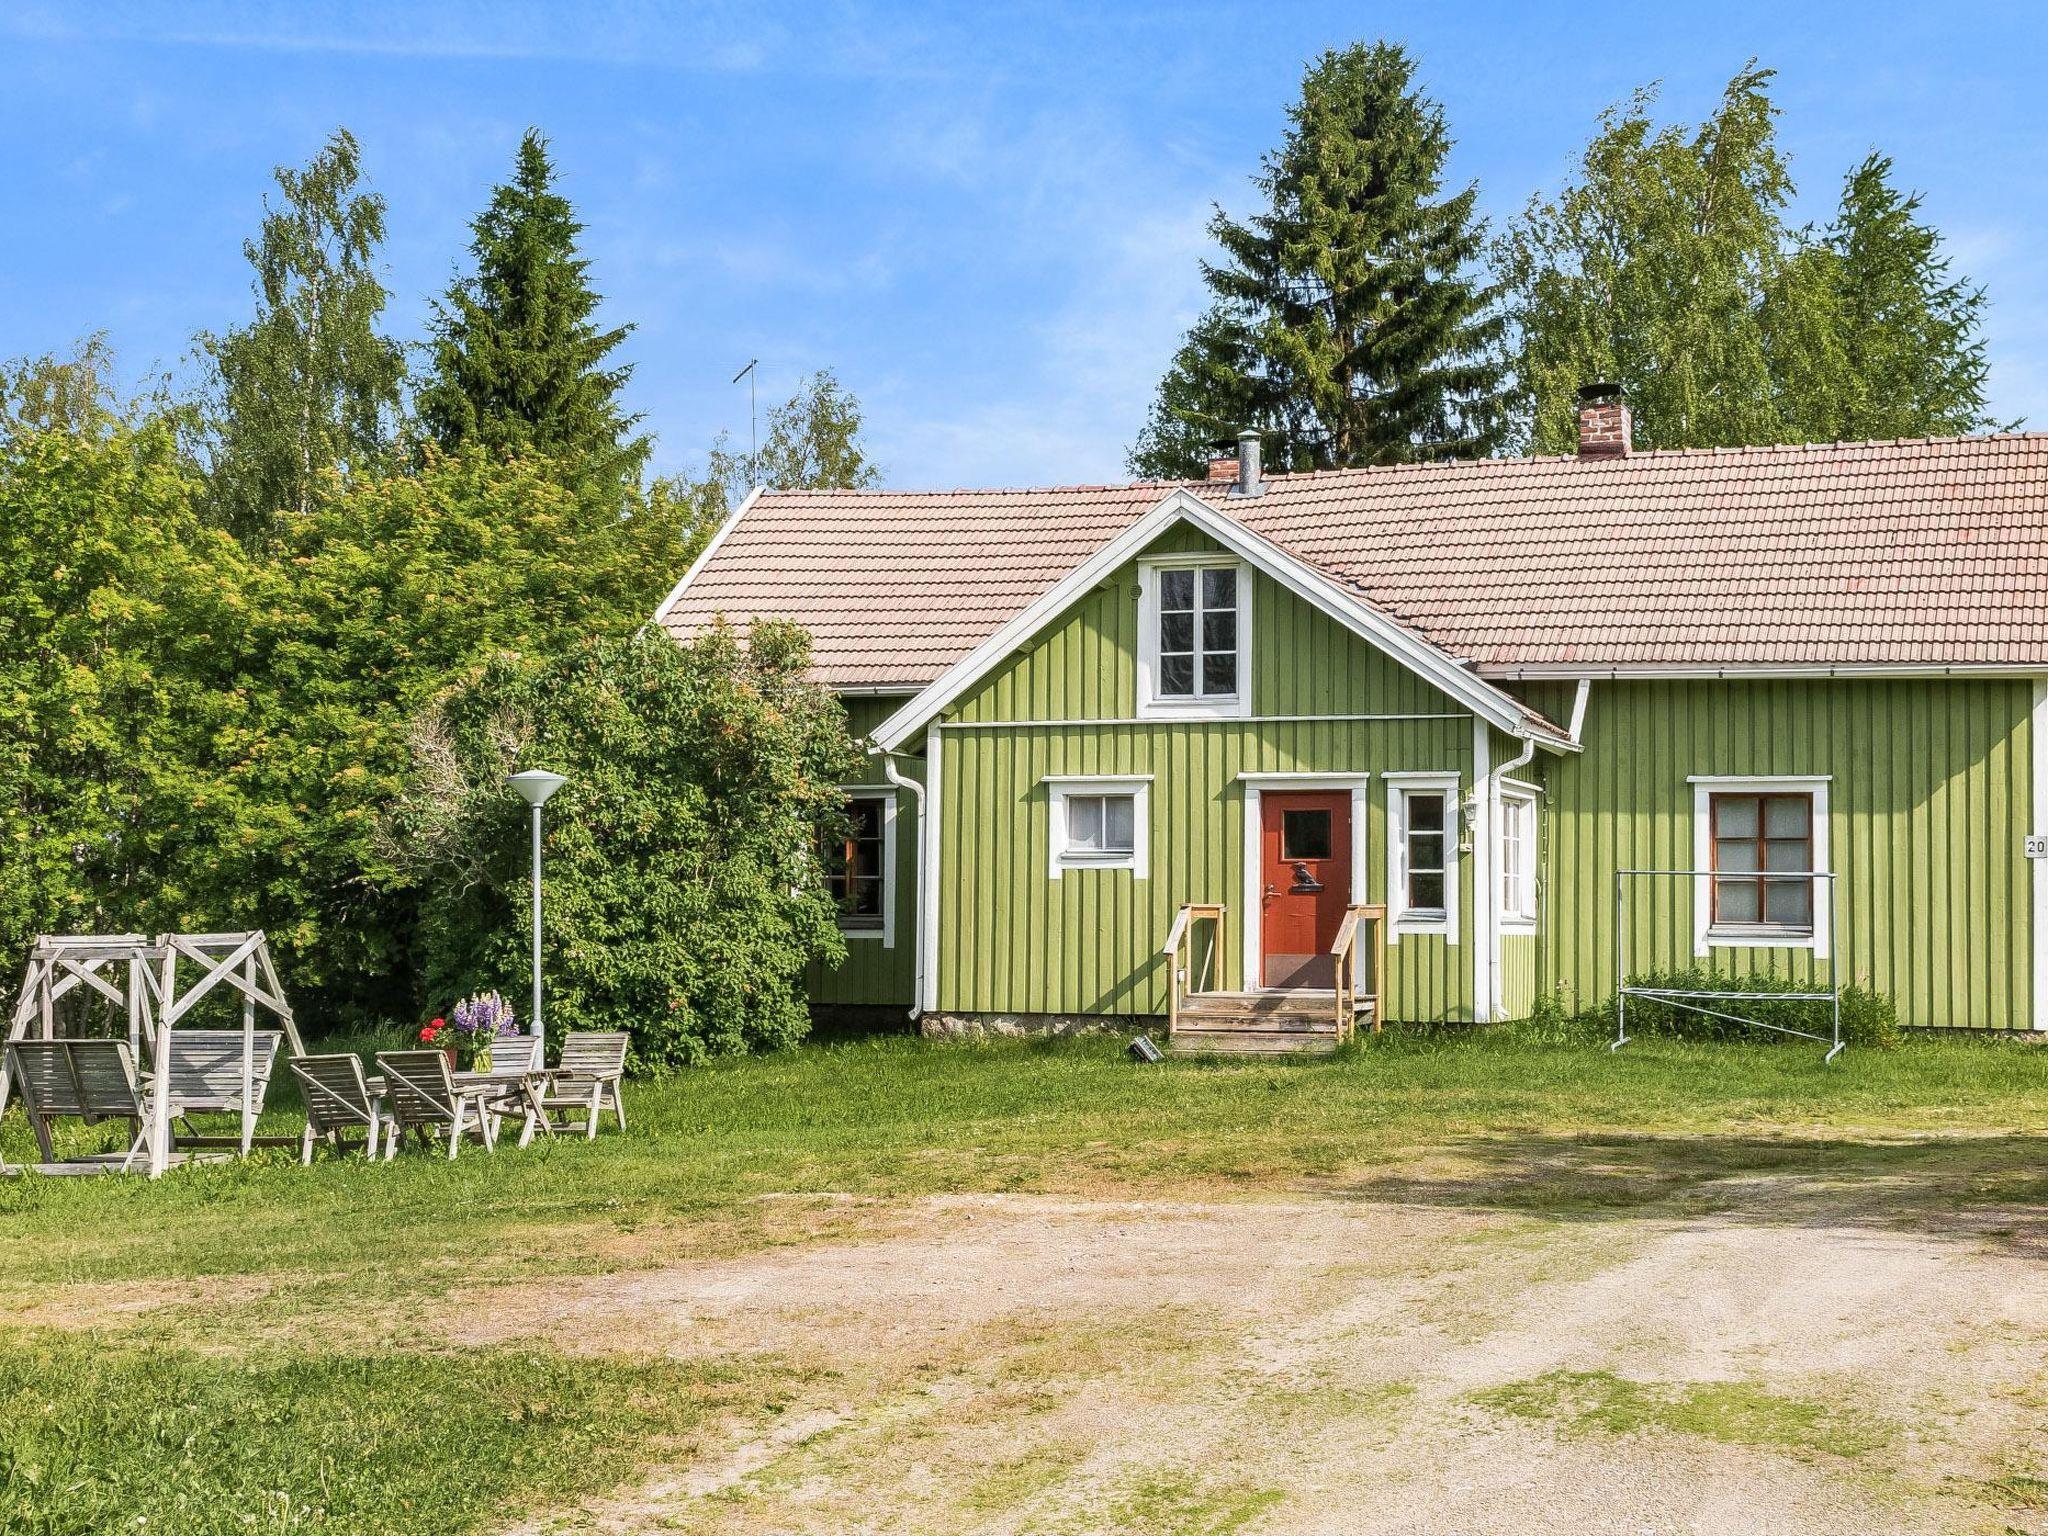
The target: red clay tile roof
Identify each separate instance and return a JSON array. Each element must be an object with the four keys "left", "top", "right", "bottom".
[{"left": 655, "top": 434, "right": 2048, "bottom": 688}]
